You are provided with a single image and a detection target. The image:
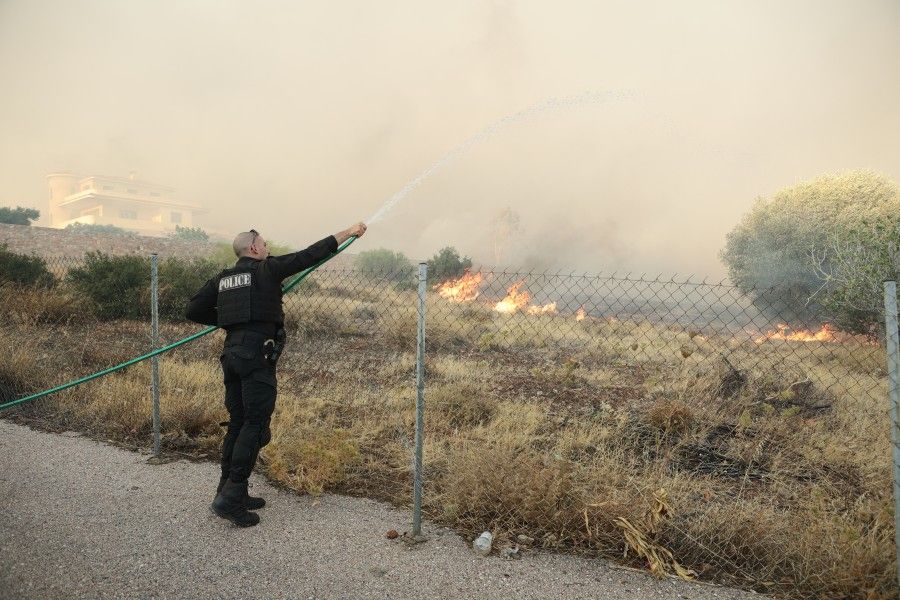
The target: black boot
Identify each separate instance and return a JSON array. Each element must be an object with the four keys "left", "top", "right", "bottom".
[
  {"left": 211, "top": 479, "right": 260, "bottom": 527},
  {"left": 217, "top": 477, "right": 266, "bottom": 510}
]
